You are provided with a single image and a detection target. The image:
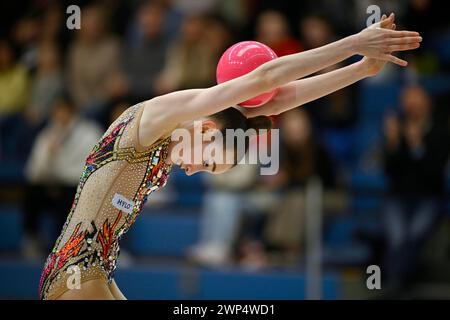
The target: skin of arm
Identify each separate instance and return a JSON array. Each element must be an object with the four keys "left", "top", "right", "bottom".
[
  {"left": 138, "top": 13, "right": 421, "bottom": 147},
  {"left": 241, "top": 13, "right": 403, "bottom": 118},
  {"left": 241, "top": 59, "right": 372, "bottom": 118}
]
